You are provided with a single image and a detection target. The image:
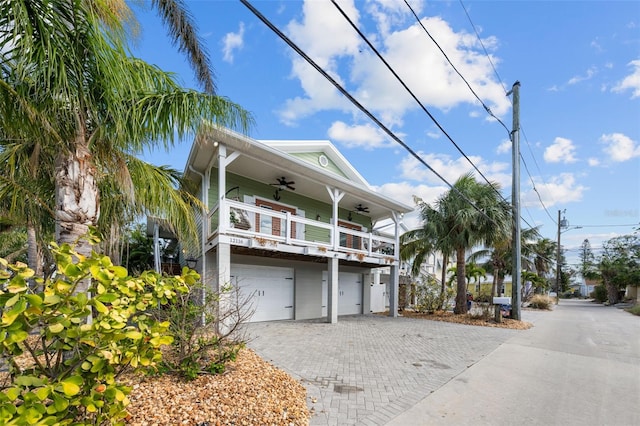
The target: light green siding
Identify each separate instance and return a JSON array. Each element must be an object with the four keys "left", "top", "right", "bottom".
[
  {"left": 290, "top": 152, "right": 348, "bottom": 179},
  {"left": 208, "top": 168, "right": 371, "bottom": 241}
]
